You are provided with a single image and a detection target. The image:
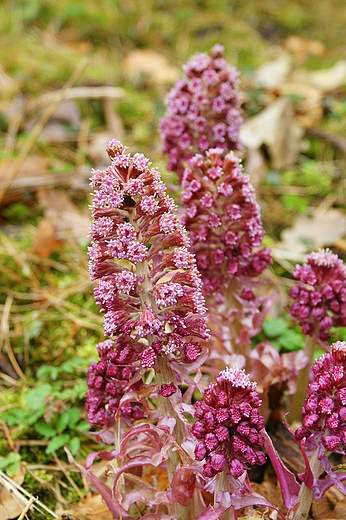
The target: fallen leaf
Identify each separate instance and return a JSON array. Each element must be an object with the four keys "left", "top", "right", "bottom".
[
  {"left": 36, "top": 189, "right": 90, "bottom": 242},
  {"left": 311, "top": 494, "right": 334, "bottom": 520},
  {"left": 292, "top": 60, "right": 346, "bottom": 92},
  {"left": 255, "top": 54, "right": 291, "bottom": 89},
  {"left": 57, "top": 494, "right": 113, "bottom": 520},
  {"left": 0, "top": 471, "right": 26, "bottom": 520},
  {"left": 274, "top": 208, "right": 346, "bottom": 263},
  {"left": 333, "top": 498, "right": 346, "bottom": 518},
  {"left": 245, "top": 149, "right": 266, "bottom": 194},
  {"left": 32, "top": 217, "right": 62, "bottom": 257},
  {"left": 123, "top": 49, "right": 179, "bottom": 86},
  {"left": 240, "top": 97, "right": 304, "bottom": 168},
  {"left": 251, "top": 481, "right": 286, "bottom": 515},
  {"left": 284, "top": 36, "right": 325, "bottom": 61},
  {"left": 279, "top": 82, "right": 323, "bottom": 128}
]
